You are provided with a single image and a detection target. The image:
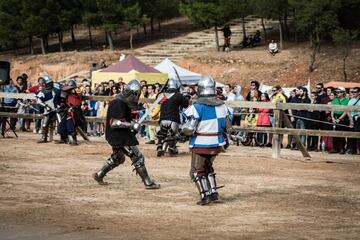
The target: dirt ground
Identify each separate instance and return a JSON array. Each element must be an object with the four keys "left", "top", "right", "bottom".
[{"left": 0, "top": 132, "right": 360, "bottom": 240}]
